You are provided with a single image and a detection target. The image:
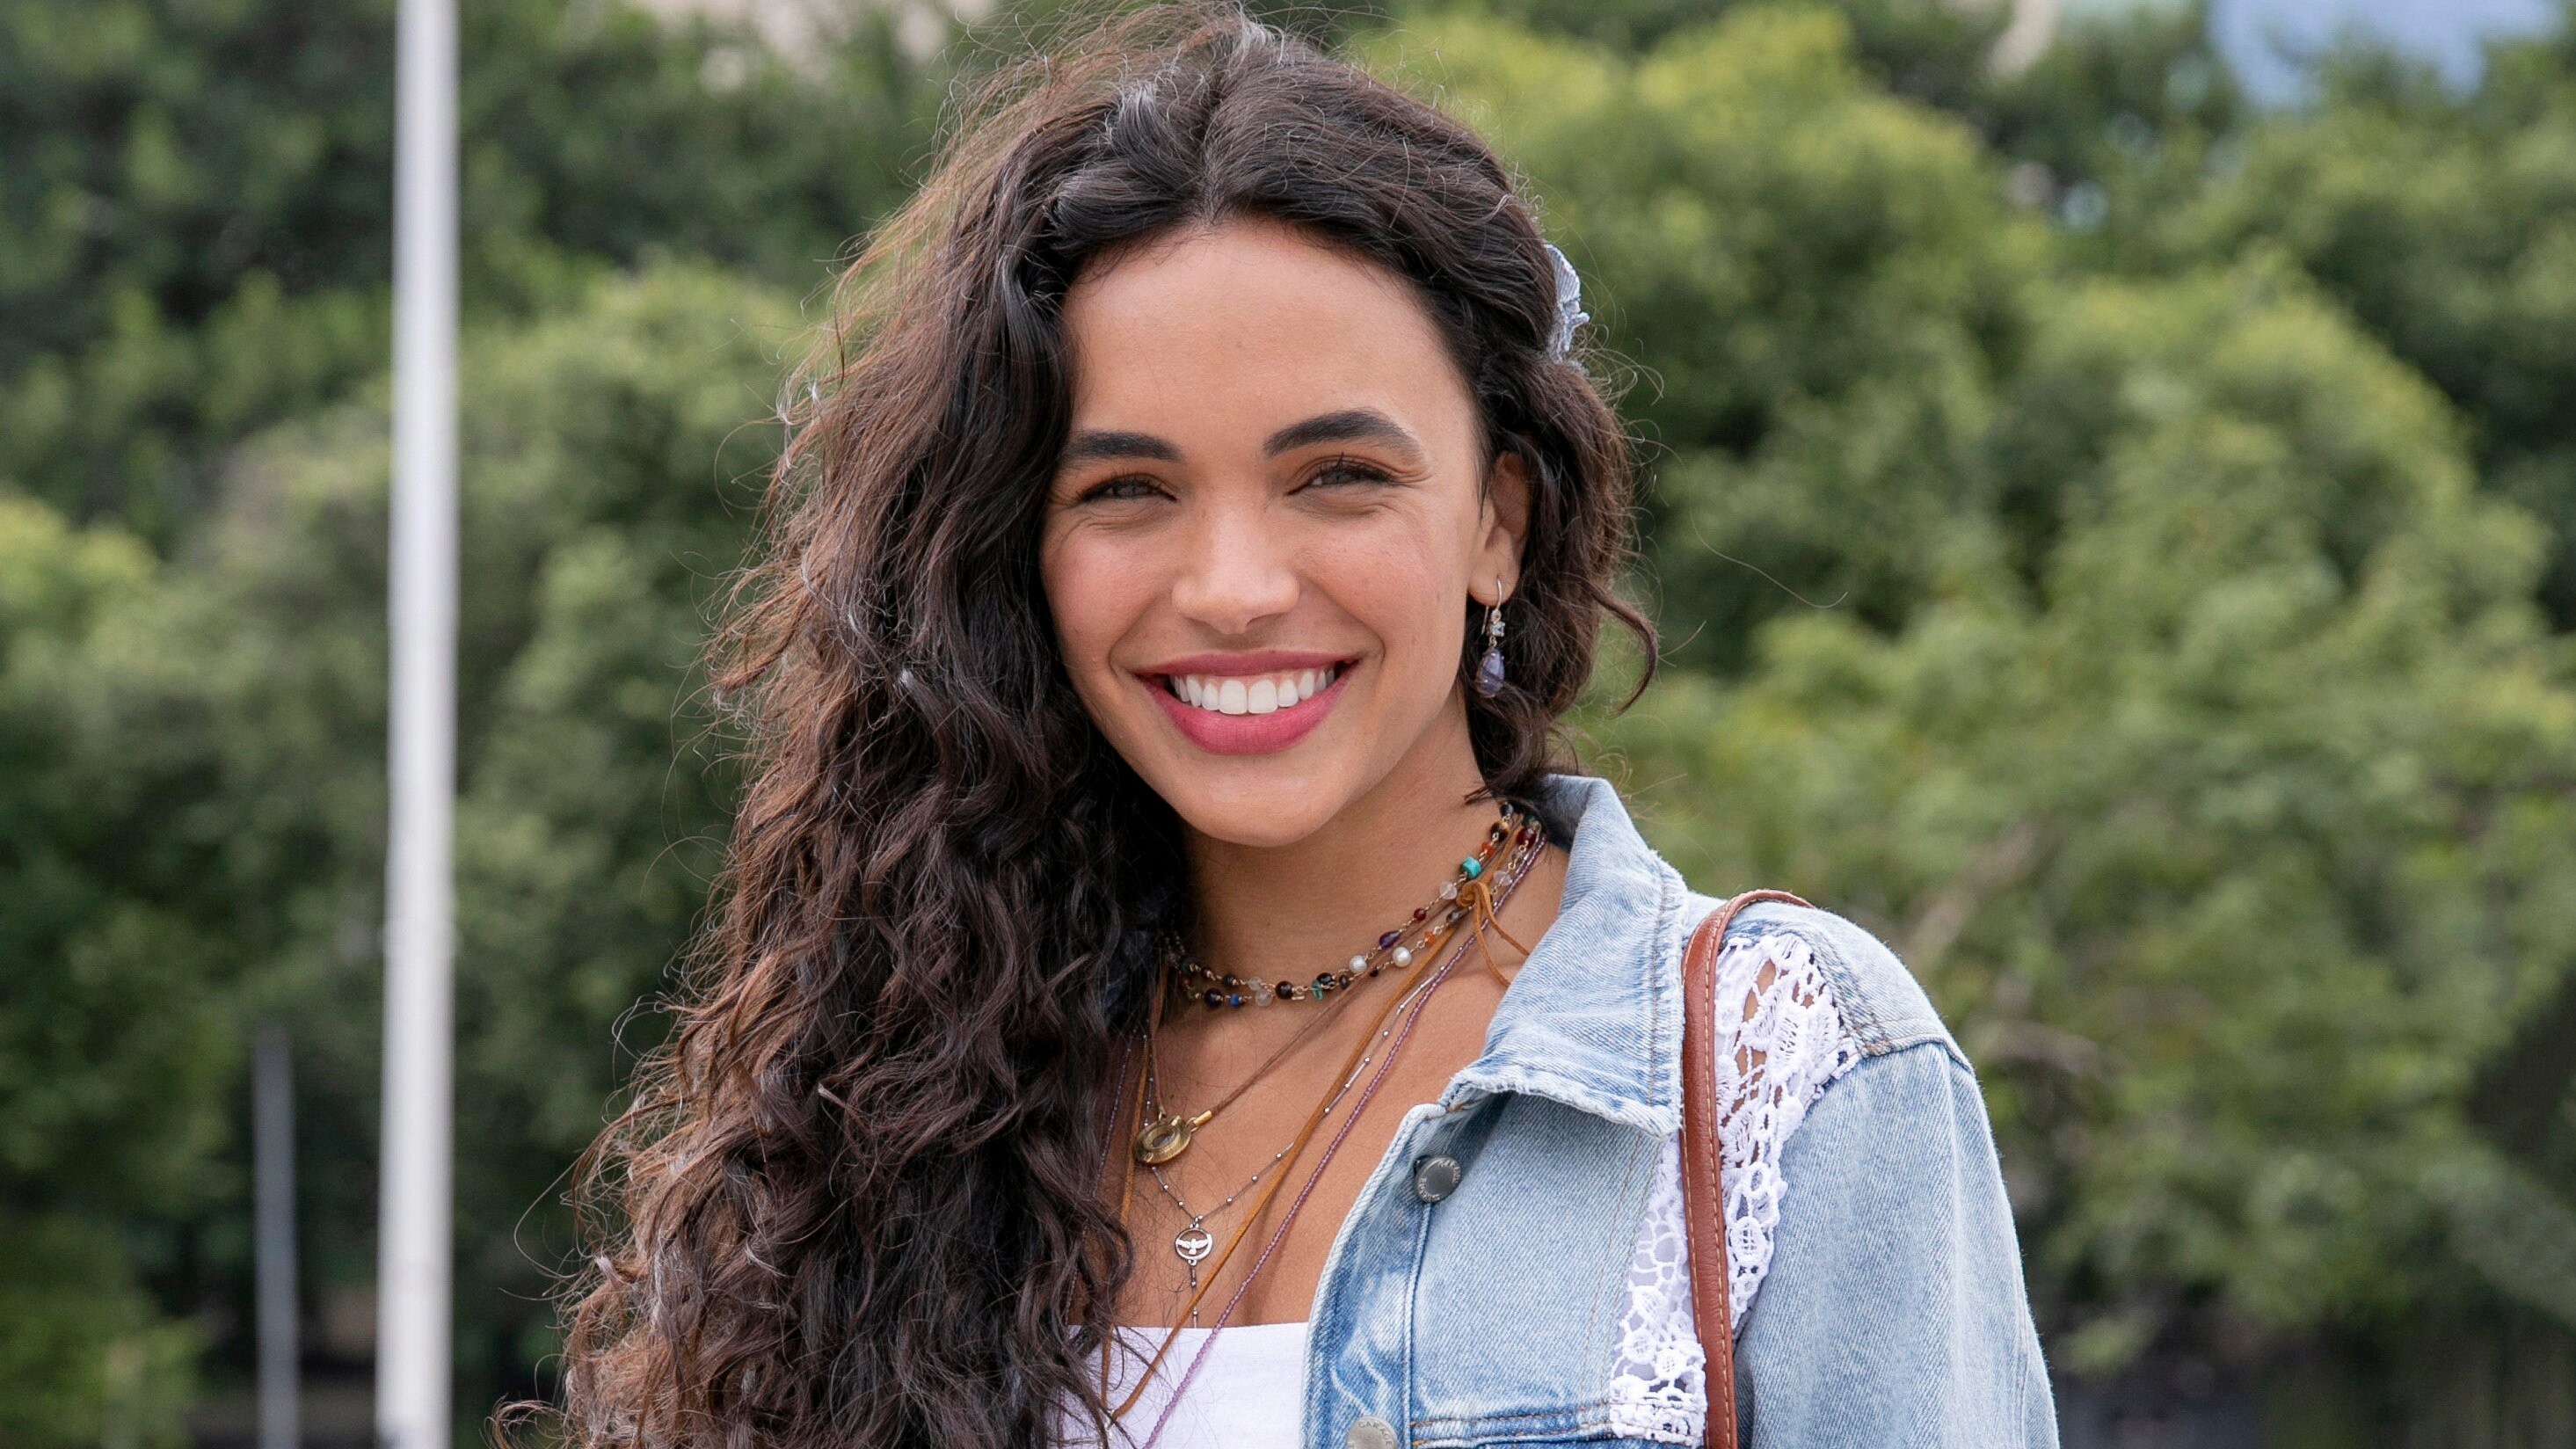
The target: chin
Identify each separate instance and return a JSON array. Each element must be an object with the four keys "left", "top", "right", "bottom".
[{"left": 1146, "top": 757, "right": 1357, "bottom": 849}]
